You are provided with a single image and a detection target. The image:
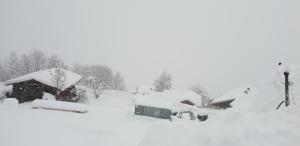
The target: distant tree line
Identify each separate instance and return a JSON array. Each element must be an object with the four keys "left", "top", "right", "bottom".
[
  {"left": 0, "top": 49, "right": 67, "bottom": 81},
  {"left": 0, "top": 49, "right": 126, "bottom": 92}
]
